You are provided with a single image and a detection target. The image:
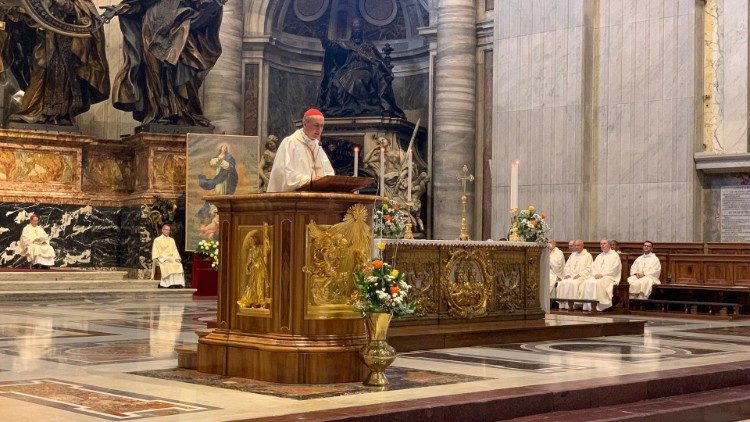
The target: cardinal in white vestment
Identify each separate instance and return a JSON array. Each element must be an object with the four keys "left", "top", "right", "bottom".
[
  {"left": 152, "top": 224, "right": 185, "bottom": 288},
  {"left": 627, "top": 240, "right": 661, "bottom": 299},
  {"left": 548, "top": 240, "right": 565, "bottom": 295},
  {"left": 581, "top": 238, "right": 622, "bottom": 311},
  {"left": 19, "top": 213, "right": 55, "bottom": 268},
  {"left": 555, "top": 239, "right": 593, "bottom": 309},
  {"left": 266, "top": 108, "right": 335, "bottom": 192}
]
